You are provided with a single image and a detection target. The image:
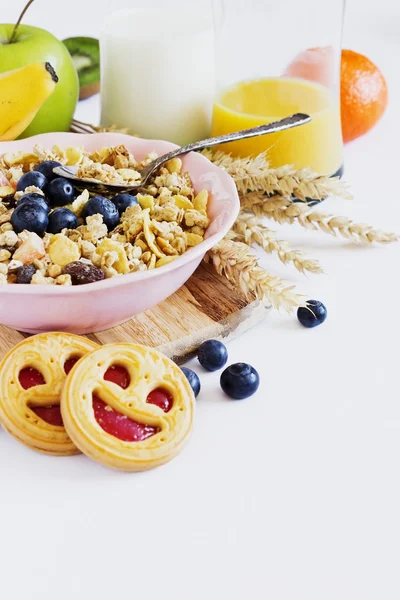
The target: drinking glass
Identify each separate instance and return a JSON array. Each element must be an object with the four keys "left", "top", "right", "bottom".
[
  {"left": 100, "top": 0, "right": 216, "bottom": 146},
  {"left": 211, "top": 0, "right": 346, "bottom": 175}
]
